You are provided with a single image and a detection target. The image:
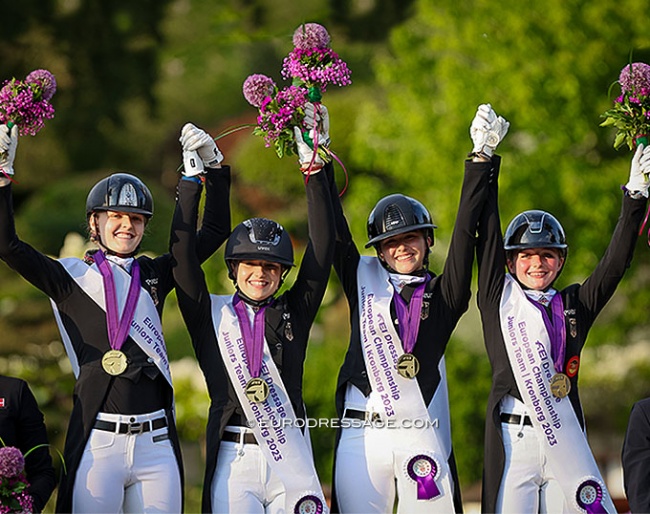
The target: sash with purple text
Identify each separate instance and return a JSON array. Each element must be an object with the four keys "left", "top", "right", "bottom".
[
  {"left": 52, "top": 258, "right": 172, "bottom": 386},
  {"left": 499, "top": 274, "right": 615, "bottom": 513},
  {"left": 357, "top": 257, "right": 455, "bottom": 510},
  {"left": 210, "top": 294, "right": 328, "bottom": 514}
]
